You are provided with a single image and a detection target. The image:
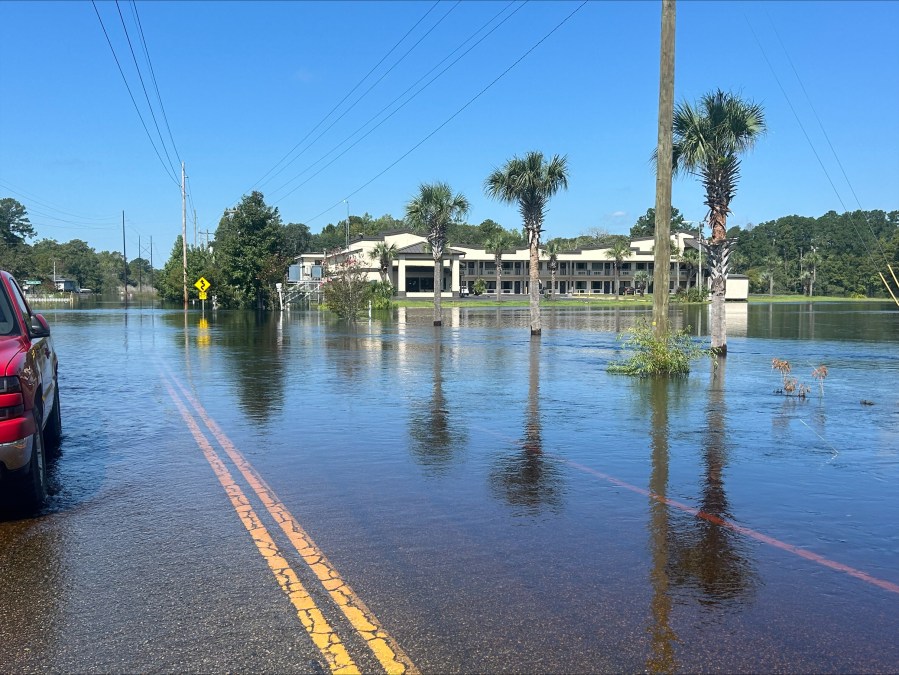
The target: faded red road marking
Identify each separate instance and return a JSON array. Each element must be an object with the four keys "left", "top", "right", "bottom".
[{"left": 564, "top": 459, "right": 899, "bottom": 595}]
